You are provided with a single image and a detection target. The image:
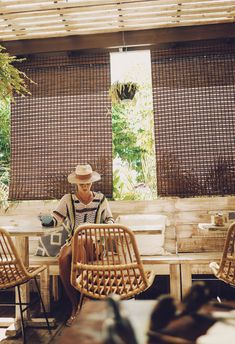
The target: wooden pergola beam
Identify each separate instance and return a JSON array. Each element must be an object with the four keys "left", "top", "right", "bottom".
[{"left": 1, "top": 23, "right": 235, "bottom": 55}]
